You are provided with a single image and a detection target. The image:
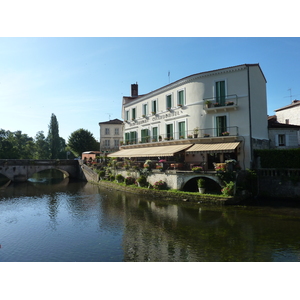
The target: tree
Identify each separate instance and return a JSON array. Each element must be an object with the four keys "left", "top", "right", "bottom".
[
  {"left": 34, "top": 131, "right": 50, "bottom": 159},
  {"left": 47, "top": 113, "right": 61, "bottom": 159},
  {"left": 68, "top": 128, "right": 99, "bottom": 157}
]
